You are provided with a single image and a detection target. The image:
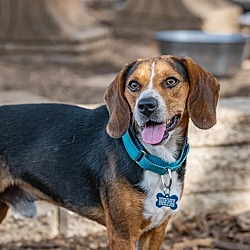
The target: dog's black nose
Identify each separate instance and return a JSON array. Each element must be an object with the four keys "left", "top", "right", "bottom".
[{"left": 138, "top": 98, "right": 158, "bottom": 117}]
